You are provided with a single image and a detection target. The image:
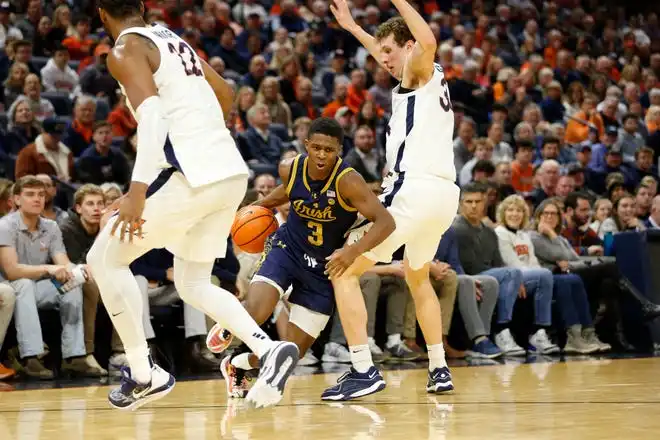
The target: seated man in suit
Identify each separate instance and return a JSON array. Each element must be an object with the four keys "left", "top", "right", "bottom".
[
  {"left": 343, "top": 125, "right": 384, "bottom": 190},
  {"left": 237, "top": 103, "right": 284, "bottom": 176},
  {"left": 645, "top": 195, "right": 660, "bottom": 229}
]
